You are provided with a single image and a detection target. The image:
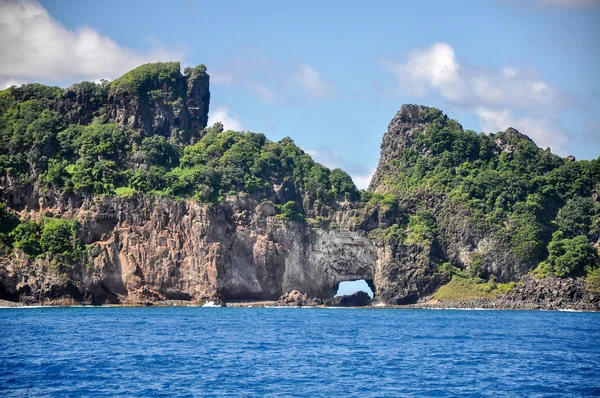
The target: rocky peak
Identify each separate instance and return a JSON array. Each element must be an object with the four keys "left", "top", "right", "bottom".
[
  {"left": 368, "top": 104, "right": 442, "bottom": 192},
  {"left": 395, "top": 104, "right": 439, "bottom": 124},
  {"left": 104, "top": 62, "right": 210, "bottom": 145},
  {"left": 16, "top": 62, "right": 211, "bottom": 147}
]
